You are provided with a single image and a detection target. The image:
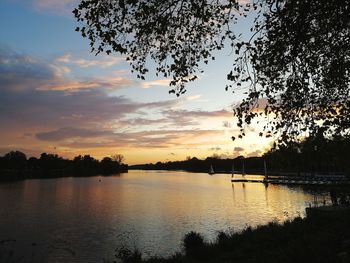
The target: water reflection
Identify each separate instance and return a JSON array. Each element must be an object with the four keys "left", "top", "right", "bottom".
[{"left": 0, "top": 171, "right": 331, "bottom": 262}]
